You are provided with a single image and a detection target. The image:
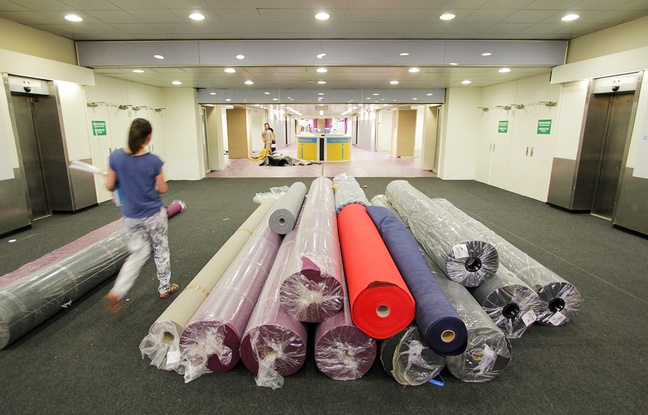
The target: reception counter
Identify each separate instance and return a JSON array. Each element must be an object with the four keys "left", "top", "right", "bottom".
[{"left": 297, "top": 133, "right": 352, "bottom": 161}]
